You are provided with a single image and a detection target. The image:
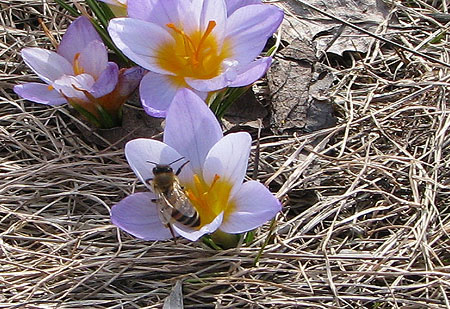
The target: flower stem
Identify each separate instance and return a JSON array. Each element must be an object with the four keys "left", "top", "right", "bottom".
[{"left": 210, "top": 230, "right": 241, "bottom": 249}]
